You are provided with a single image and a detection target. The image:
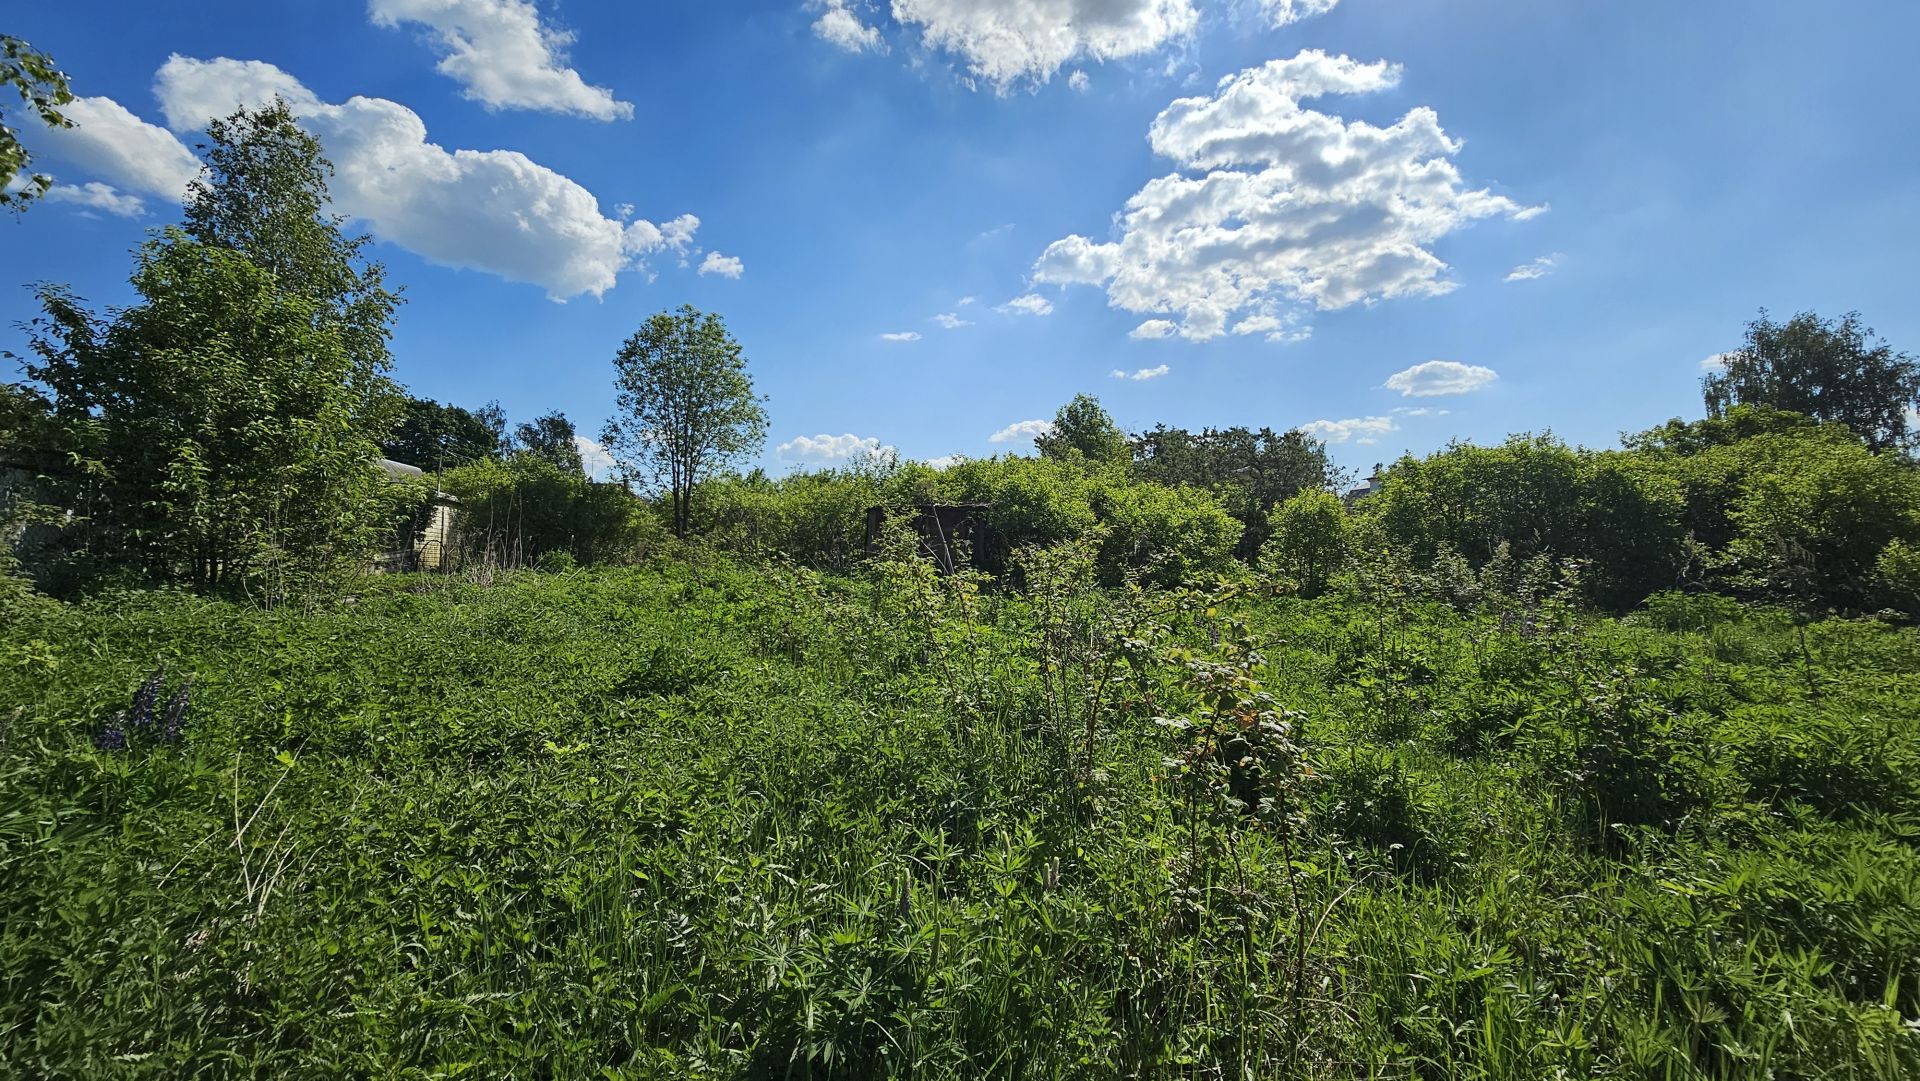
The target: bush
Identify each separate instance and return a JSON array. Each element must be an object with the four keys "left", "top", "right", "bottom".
[
  {"left": 1090, "top": 480, "right": 1241, "bottom": 586},
  {"left": 1263, "top": 489, "right": 1349, "bottom": 597},
  {"left": 442, "top": 456, "right": 664, "bottom": 568}
]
